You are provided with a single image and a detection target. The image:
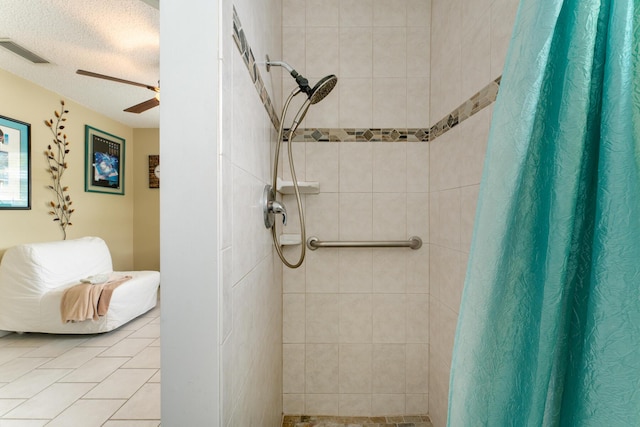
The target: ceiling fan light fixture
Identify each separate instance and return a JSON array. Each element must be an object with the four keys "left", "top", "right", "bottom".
[{"left": 0, "top": 39, "right": 49, "bottom": 64}]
